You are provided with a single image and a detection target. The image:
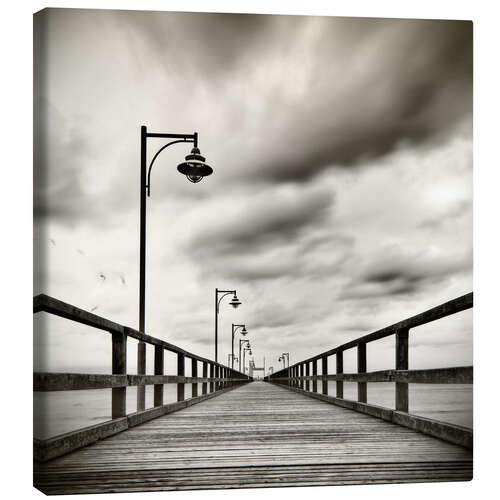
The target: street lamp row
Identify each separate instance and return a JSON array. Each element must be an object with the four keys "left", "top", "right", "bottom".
[{"left": 136, "top": 126, "right": 250, "bottom": 411}]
